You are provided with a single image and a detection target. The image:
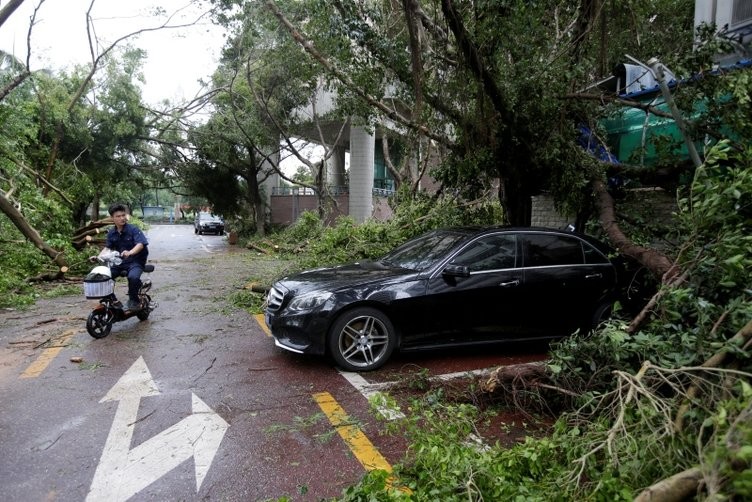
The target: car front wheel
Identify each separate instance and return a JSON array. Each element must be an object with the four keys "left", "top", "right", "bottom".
[{"left": 328, "top": 307, "right": 396, "bottom": 372}]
